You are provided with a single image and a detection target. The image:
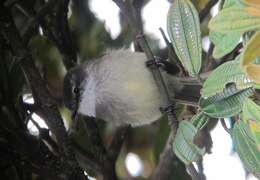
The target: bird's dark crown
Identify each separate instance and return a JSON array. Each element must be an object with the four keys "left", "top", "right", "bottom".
[{"left": 63, "top": 66, "right": 87, "bottom": 111}]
